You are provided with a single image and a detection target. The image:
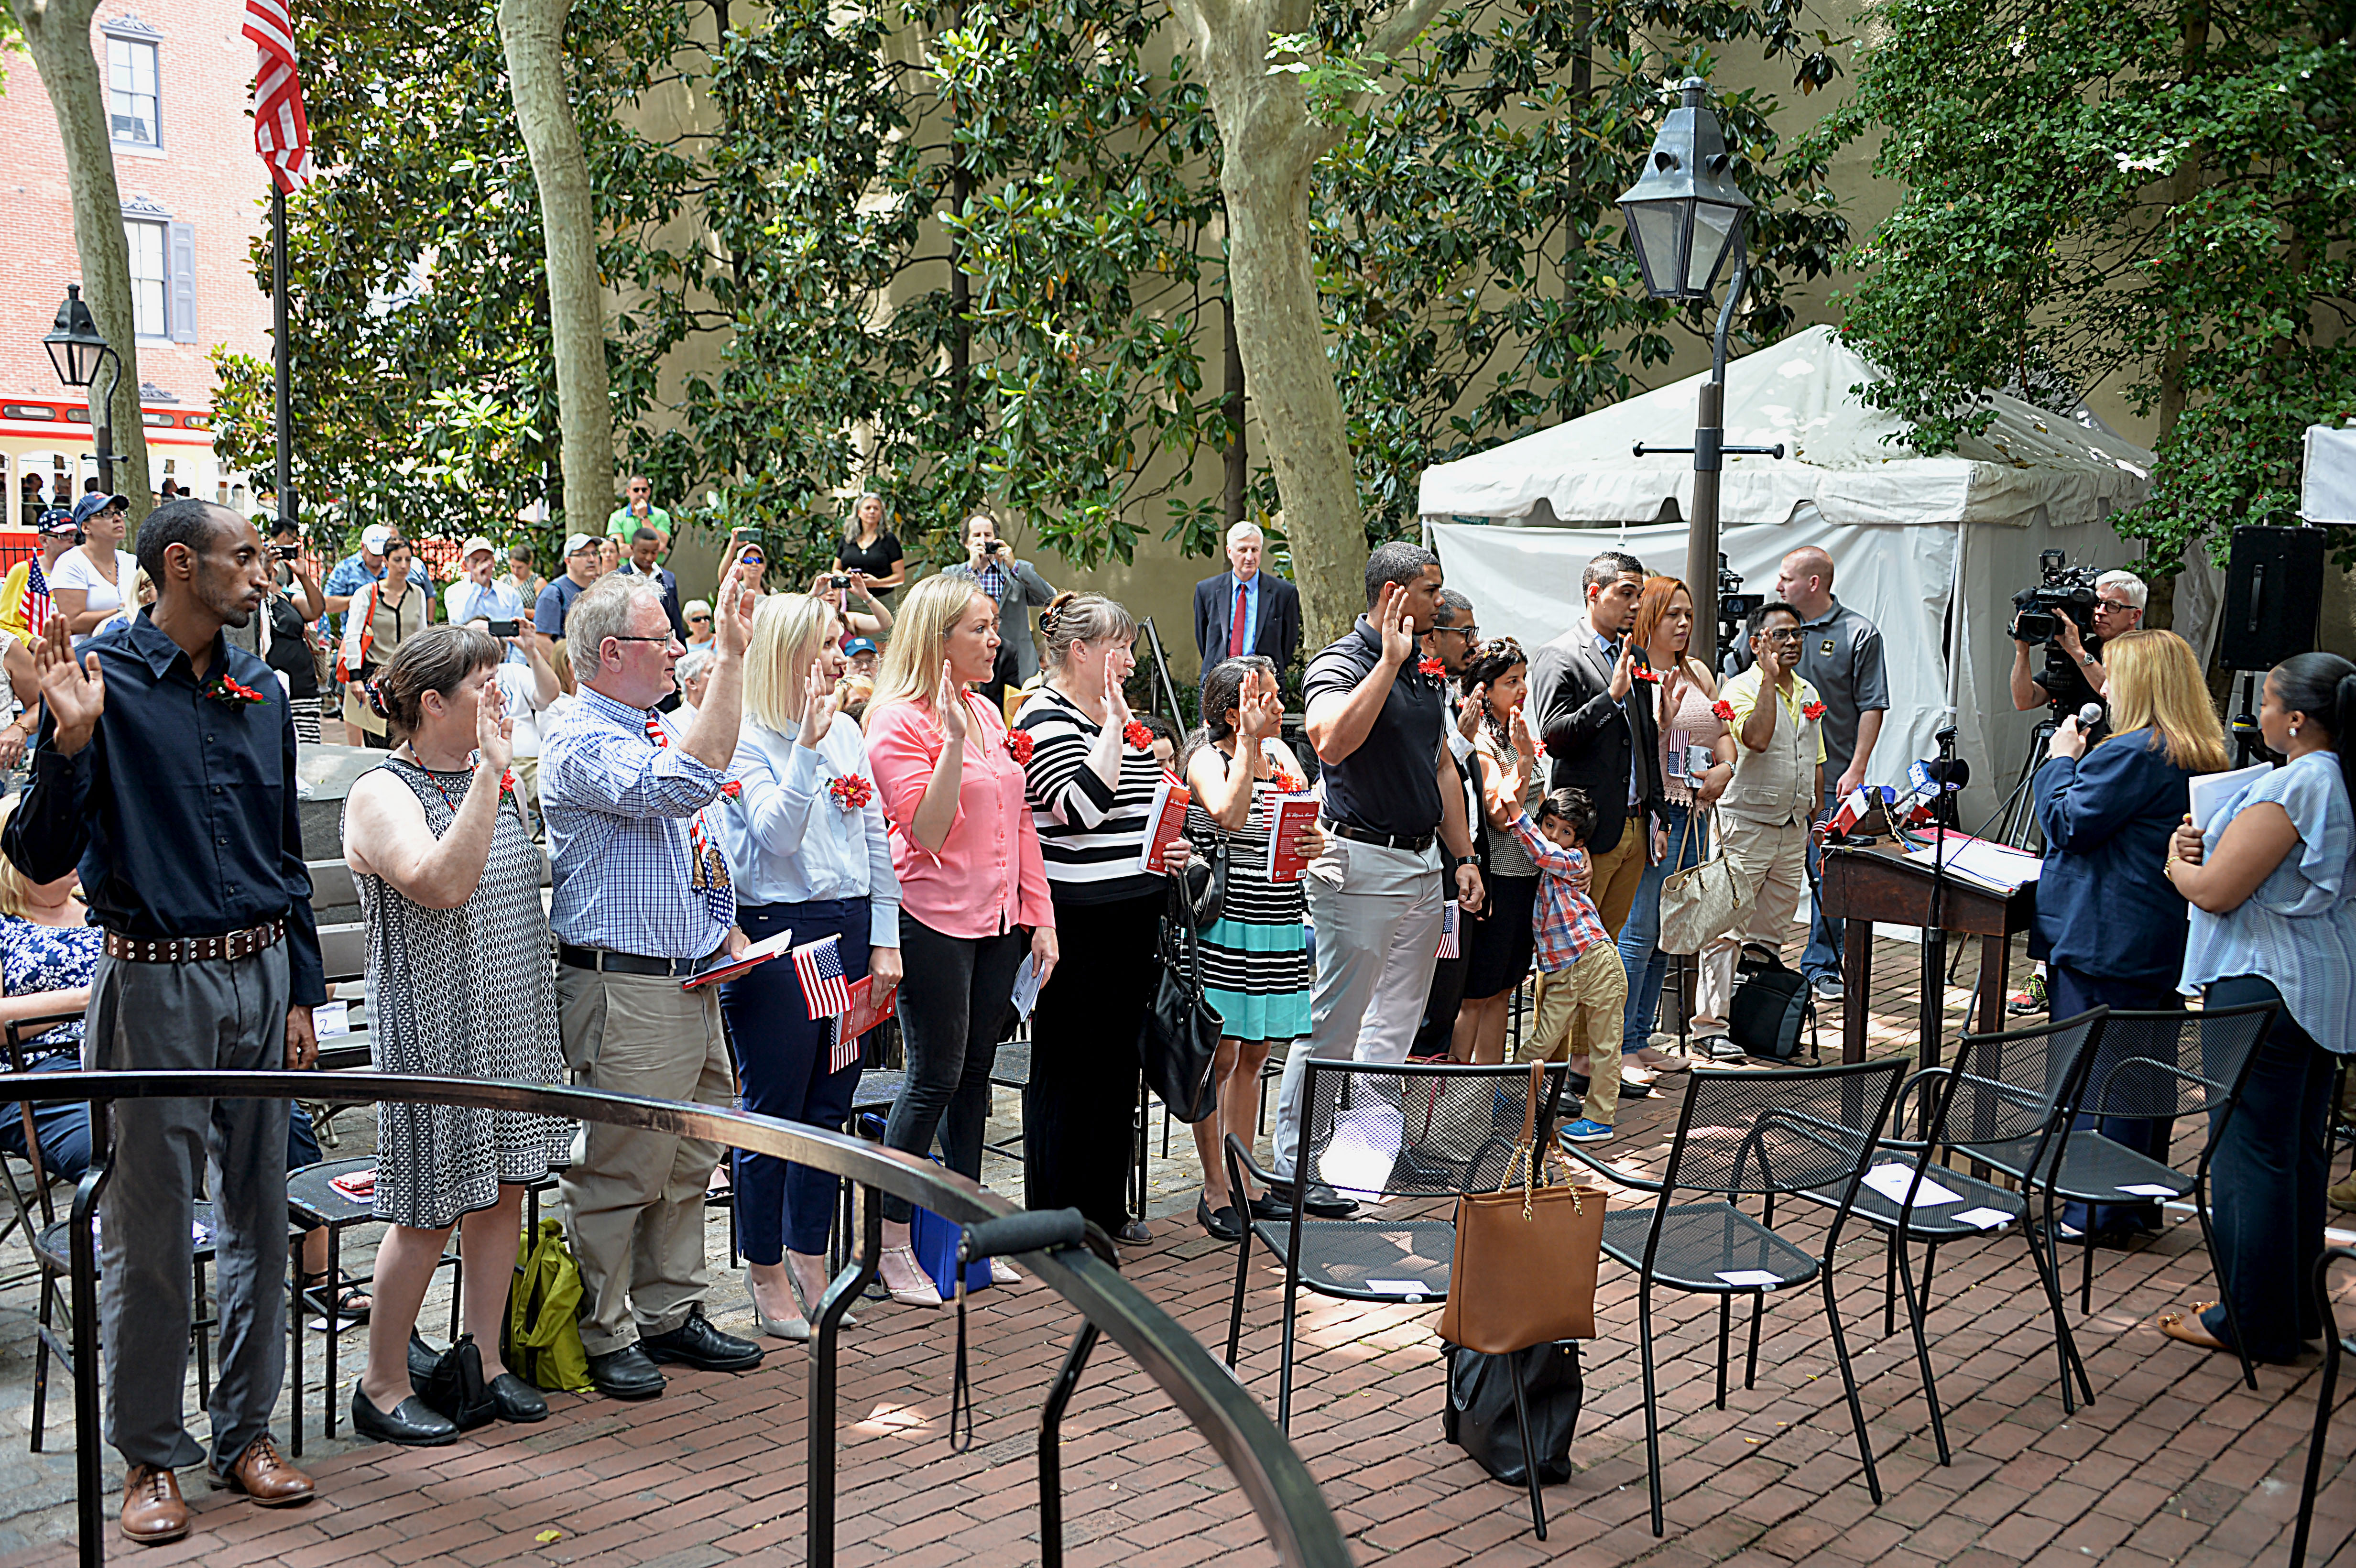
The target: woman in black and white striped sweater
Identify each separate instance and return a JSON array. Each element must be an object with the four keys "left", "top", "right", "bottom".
[{"left": 1015, "top": 592, "right": 1192, "bottom": 1243}]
